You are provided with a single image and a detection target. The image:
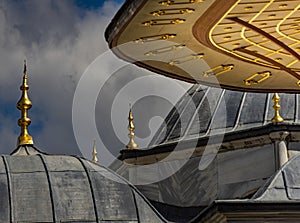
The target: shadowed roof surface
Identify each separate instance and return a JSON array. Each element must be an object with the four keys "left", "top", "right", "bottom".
[
  {"left": 150, "top": 84, "right": 300, "bottom": 147},
  {"left": 254, "top": 153, "right": 300, "bottom": 201}
]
